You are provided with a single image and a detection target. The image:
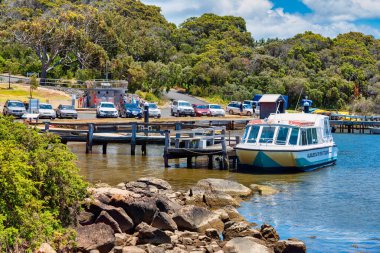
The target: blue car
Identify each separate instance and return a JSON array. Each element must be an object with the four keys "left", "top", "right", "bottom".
[{"left": 119, "top": 103, "right": 143, "bottom": 118}]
